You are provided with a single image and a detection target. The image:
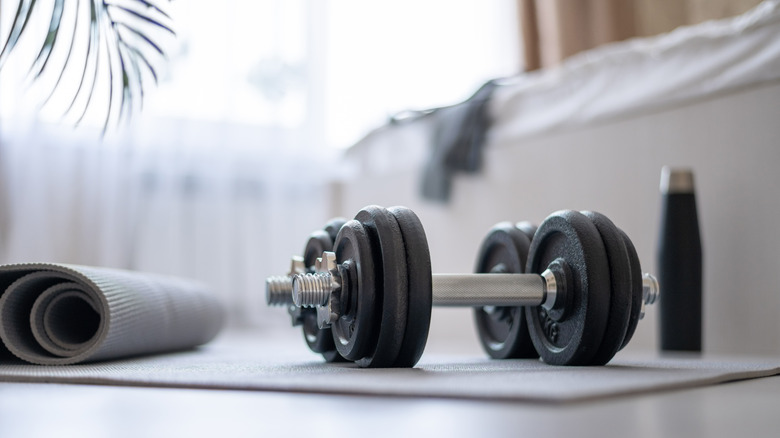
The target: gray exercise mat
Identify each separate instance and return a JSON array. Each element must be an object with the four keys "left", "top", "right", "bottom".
[
  {"left": 1, "top": 331, "right": 778, "bottom": 403},
  {"left": 0, "top": 263, "right": 224, "bottom": 365}
]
